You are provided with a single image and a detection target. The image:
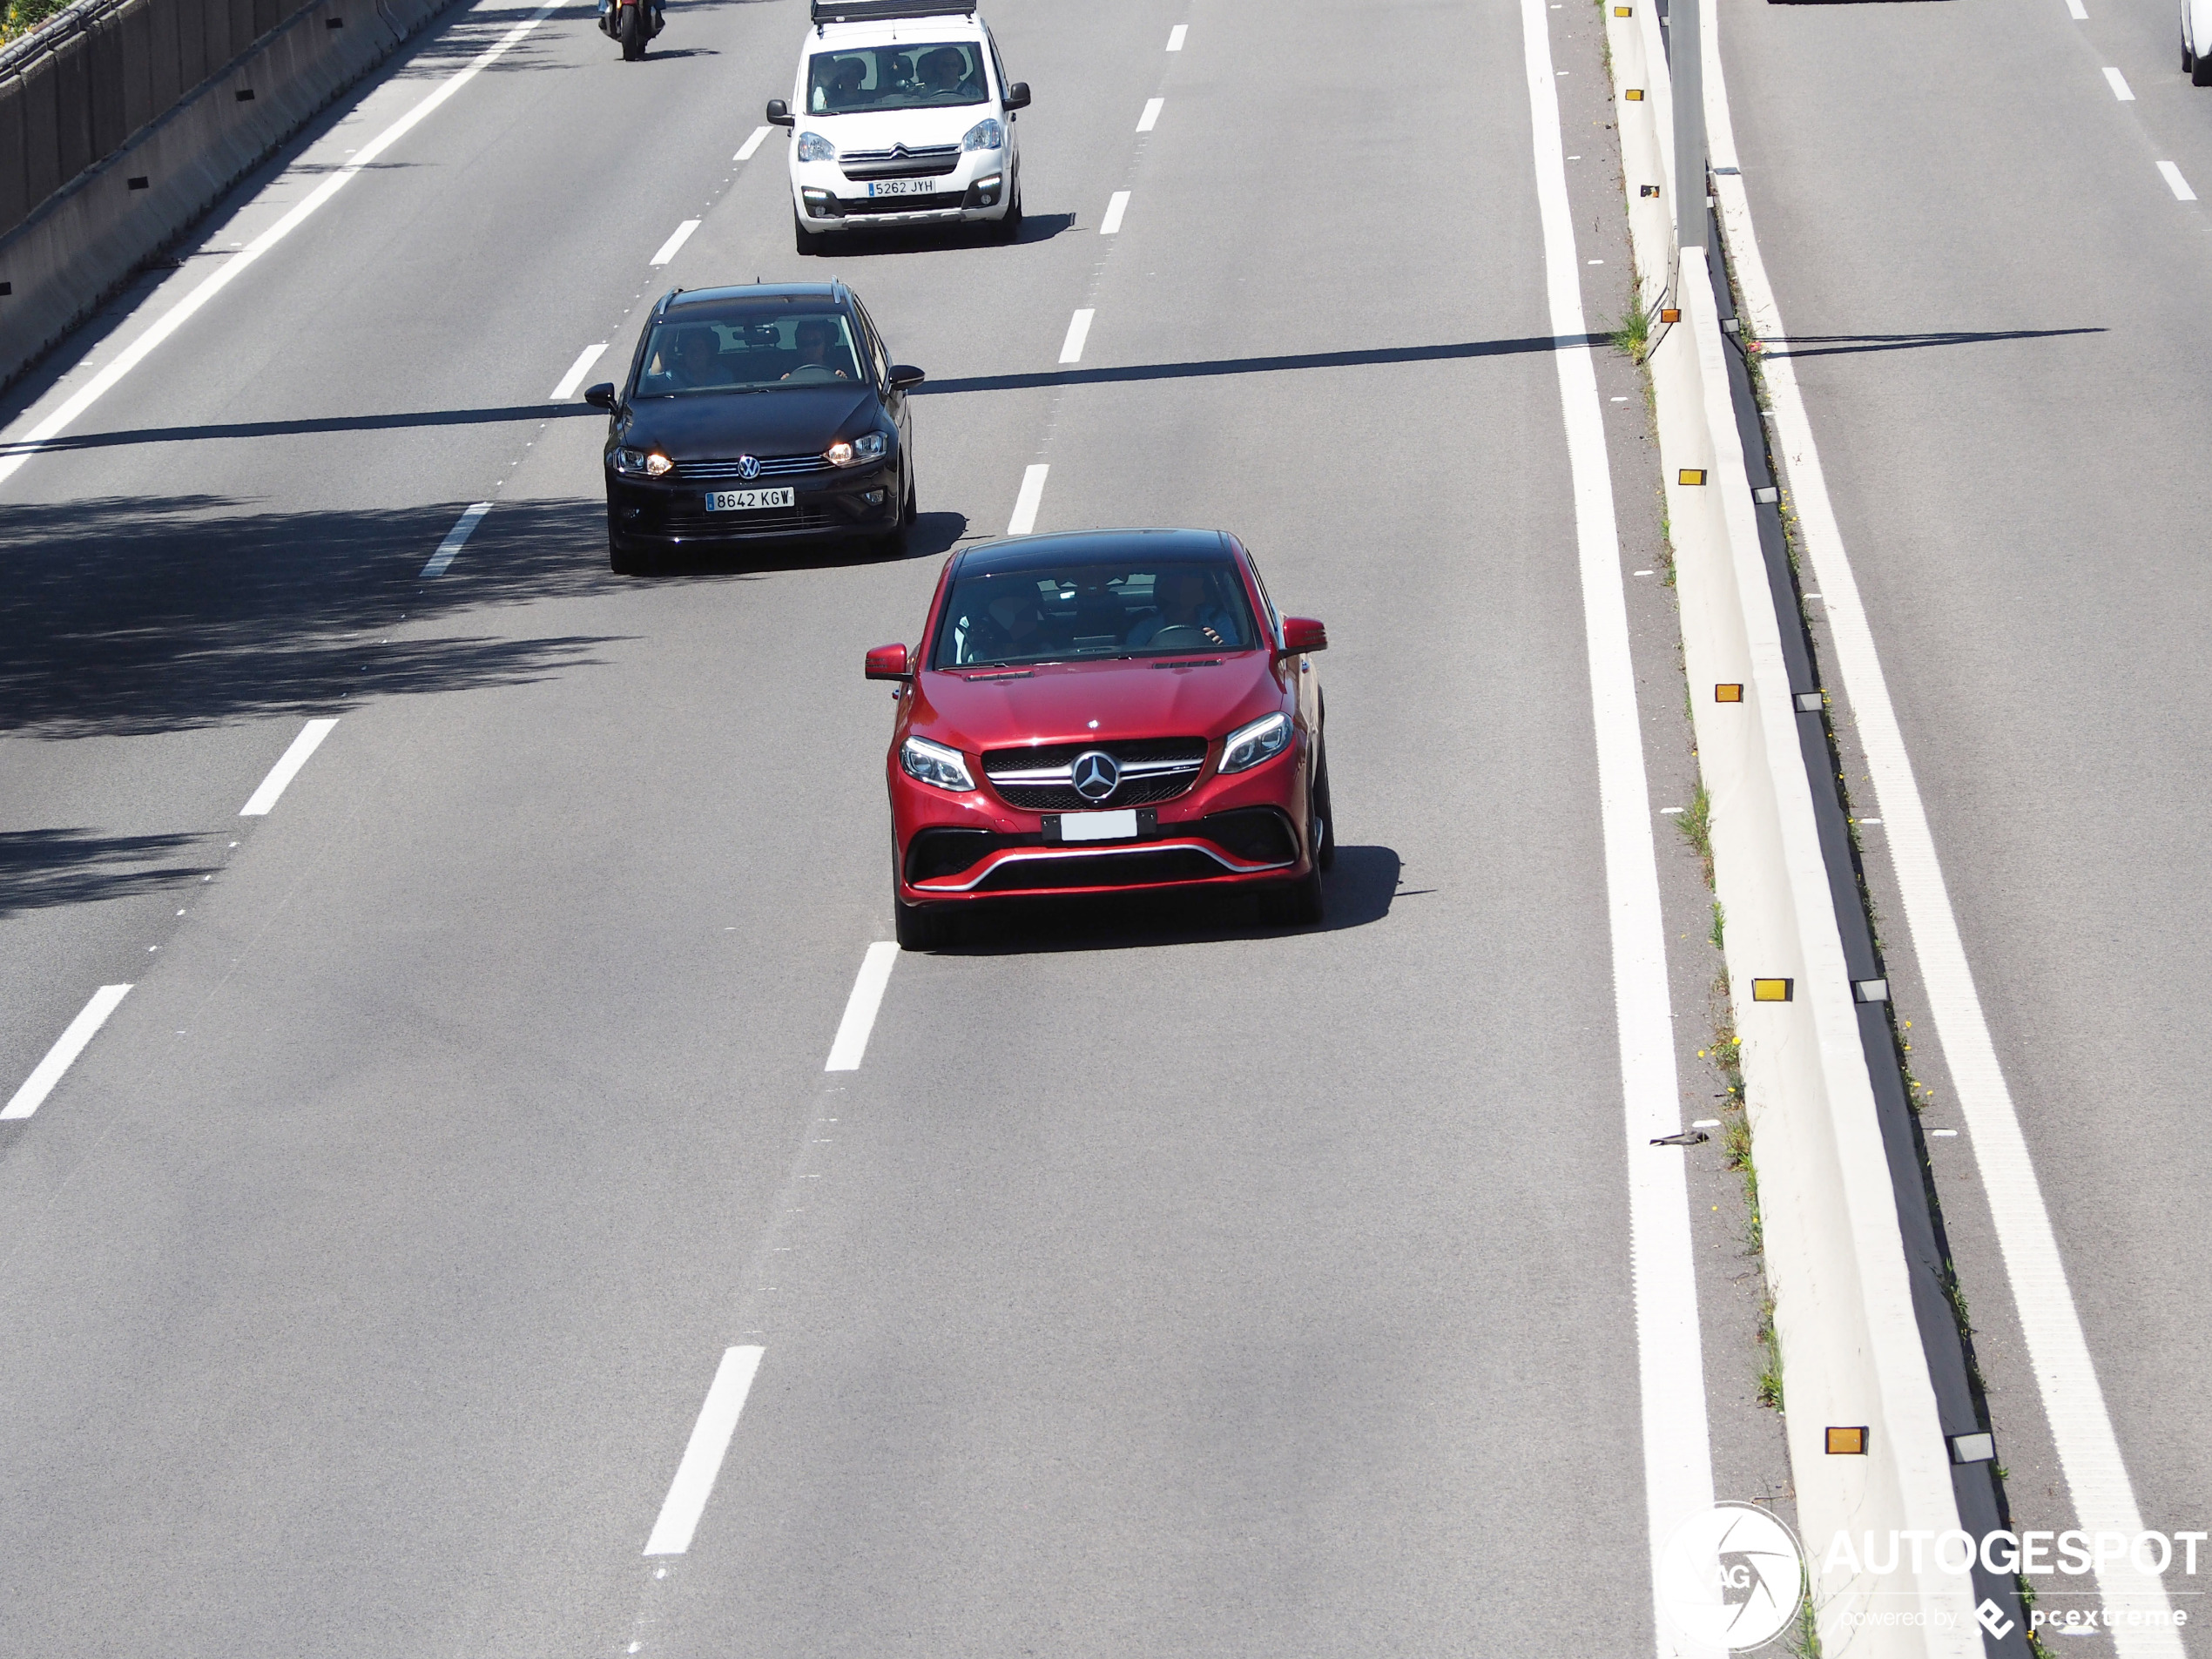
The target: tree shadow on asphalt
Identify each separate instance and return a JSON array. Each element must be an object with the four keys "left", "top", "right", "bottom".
[
  {"left": 0, "top": 490, "right": 941, "bottom": 741},
  {"left": 925, "top": 844, "right": 1405, "bottom": 956},
  {"left": 0, "top": 828, "right": 221, "bottom": 918}
]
